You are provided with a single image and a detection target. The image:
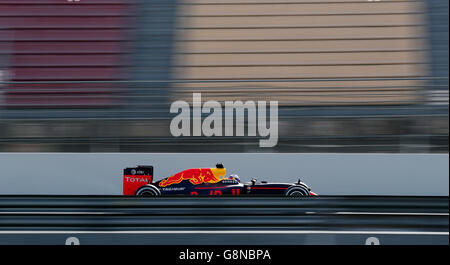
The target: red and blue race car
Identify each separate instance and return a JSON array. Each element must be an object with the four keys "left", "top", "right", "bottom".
[{"left": 123, "top": 164, "right": 317, "bottom": 197}]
